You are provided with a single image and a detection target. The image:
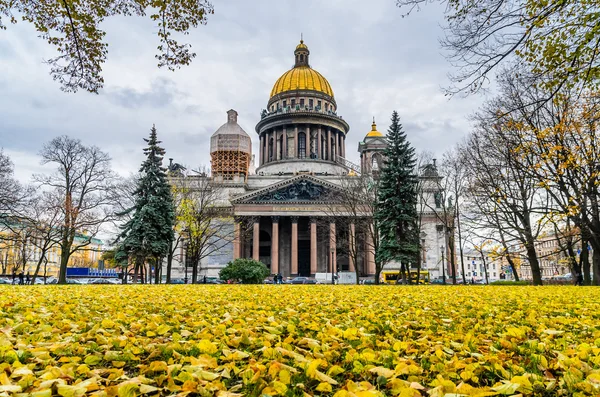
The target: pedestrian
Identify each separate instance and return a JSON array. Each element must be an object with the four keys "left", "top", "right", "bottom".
[
  {"left": 471, "top": 277, "right": 475, "bottom": 285},
  {"left": 277, "top": 272, "right": 283, "bottom": 284},
  {"left": 203, "top": 275, "right": 207, "bottom": 284},
  {"left": 25, "top": 273, "right": 30, "bottom": 285},
  {"left": 577, "top": 272, "right": 584, "bottom": 286},
  {"left": 12, "top": 269, "right": 16, "bottom": 285},
  {"left": 18, "top": 272, "right": 24, "bottom": 285}
]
